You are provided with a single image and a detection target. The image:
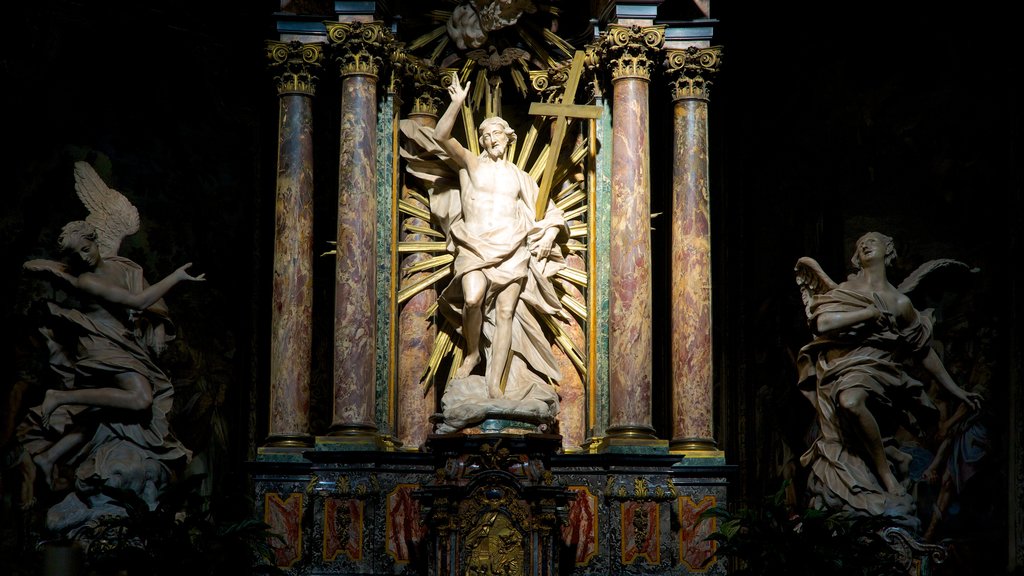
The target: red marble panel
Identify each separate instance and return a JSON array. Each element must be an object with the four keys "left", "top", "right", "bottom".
[
  {"left": 323, "top": 497, "right": 364, "bottom": 562},
  {"left": 386, "top": 484, "right": 427, "bottom": 563},
  {"left": 265, "top": 492, "right": 303, "bottom": 568},
  {"left": 621, "top": 500, "right": 659, "bottom": 565},
  {"left": 561, "top": 485, "right": 599, "bottom": 565},
  {"left": 678, "top": 494, "right": 717, "bottom": 571}
]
